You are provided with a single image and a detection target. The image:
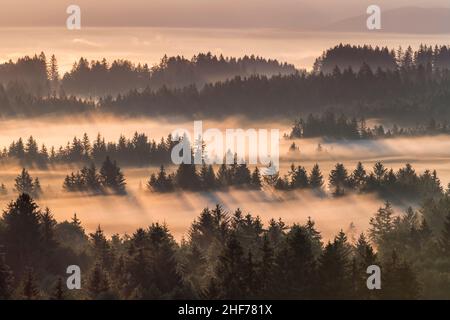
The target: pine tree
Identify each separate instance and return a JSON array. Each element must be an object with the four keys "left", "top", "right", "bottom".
[
  {"left": 351, "top": 162, "right": 367, "bottom": 191},
  {"left": 440, "top": 212, "right": 450, "bottom": 253},
  {"left": 33, "top": 177, "right": 42, "bottom": 198},
  {"left": 199, "top": 164, "right": 216, "bottom": 190},
  {"left": 14, "top": 168, "right": 34, "bottom": 195},
  {"left": 83, "top": 163, "right": 101, "bottom": 192},
  {"left": 234, "top": 163, "right": 251, "bottom": 186},
  {"left": 257, "top": 235, "right": 275, "bottom": 298},
  {"left": 99, "top": 157, "right": 126, "bottom": 194},
  {"left": 317, "top": 239, "right": 352, "bottom": 299},
  {"left": 2, "top": 194, "right": 42, "bottom": 273},
  {"left": 381, "top": 251, "right": 421, "bottom": 299},
  {"left": 88, "top": 262, "right": 110, "bottom": 299},
  {"left": 48, "top": 54, "right": 60, "bottom": 94},
  {"left": 329, "top": 163, "right": 350, "bottom": 196},
  {"left": 90, "top": 225, "right": 112, "bottom": 268},
  {"left": 214, "top": 234, "right": 245, "bottom": 299},
  {"left": 369, "top": 202, "right": 394, "bottom": 246},
  {"left": 216, "top": 163, "right": 231, "bottom": 187},
  {"left": 0, "top": 254, "right": 14, "bottom": 299},
  {"left": 40, "top": 207, "right": 57, "bottom": 250},
  {"left": 289, "top": 164, "right": 309, "bottom": 189},
  {"left": 174, "top": 163, "right": 199, "bottom": 191},
  {"left": 250, "top": 167, "right": 262, "bottom": 189},
  {"left": 22, "top": 268, "right": 39, "bottom": 300},
  {"left": 309, "top": 164, "right": 324, "bottom": 190},
  {"left": 142, "top": 223, "right": 183, "bottom": 298}
]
